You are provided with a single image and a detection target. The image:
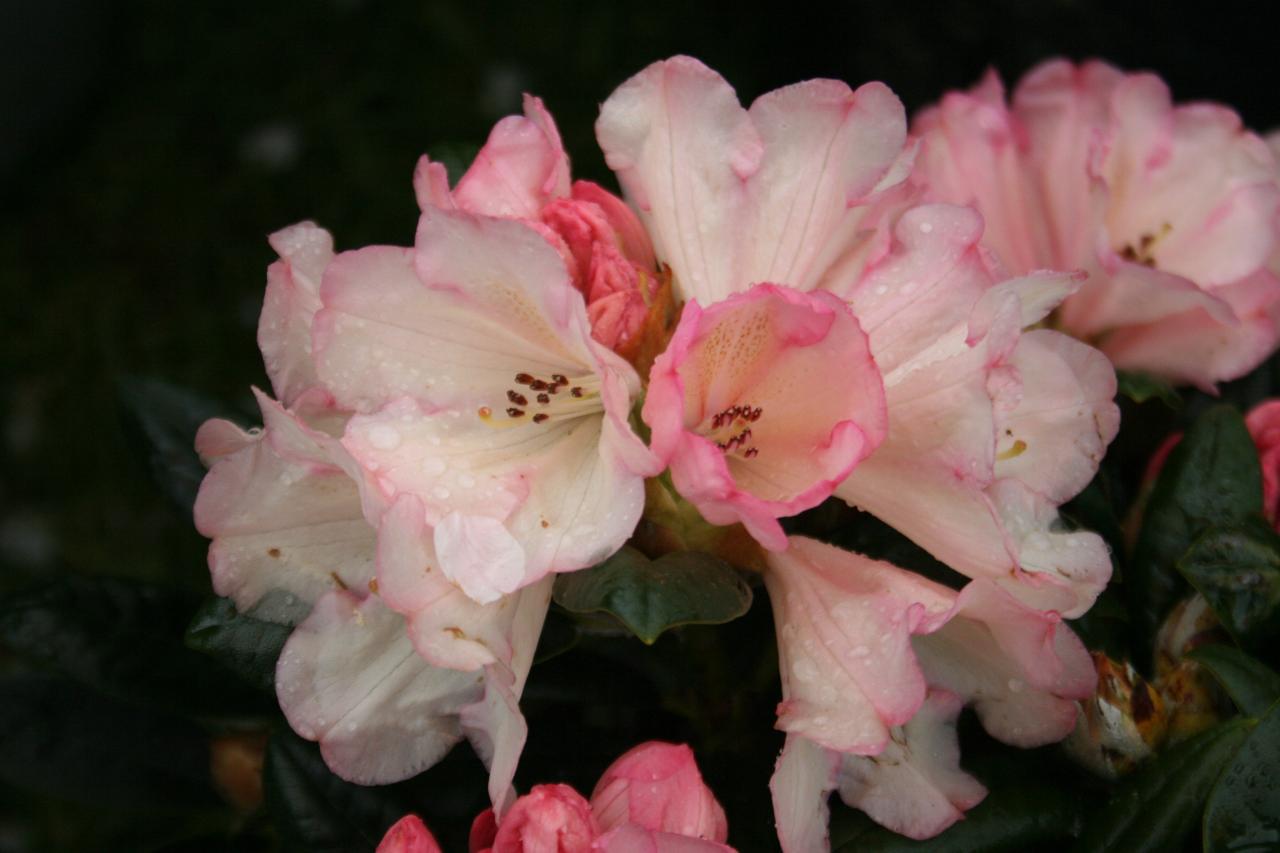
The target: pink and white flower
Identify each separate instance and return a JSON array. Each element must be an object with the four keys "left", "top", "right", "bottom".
[
  {"left": 314, "top": 208, "right": 658, "bottom": 604},
  {"left": 914, "top": 59, "right": 1280, "bottom": 389},
  {"left": 765, "top": 537, "right": 1094, "bottom": 850},
  {"left": 598, "top": 58, "right": 1117, "bottom": 615},
  {"left": 378, "top": 815, "right": 444, "bottom": 853}
]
